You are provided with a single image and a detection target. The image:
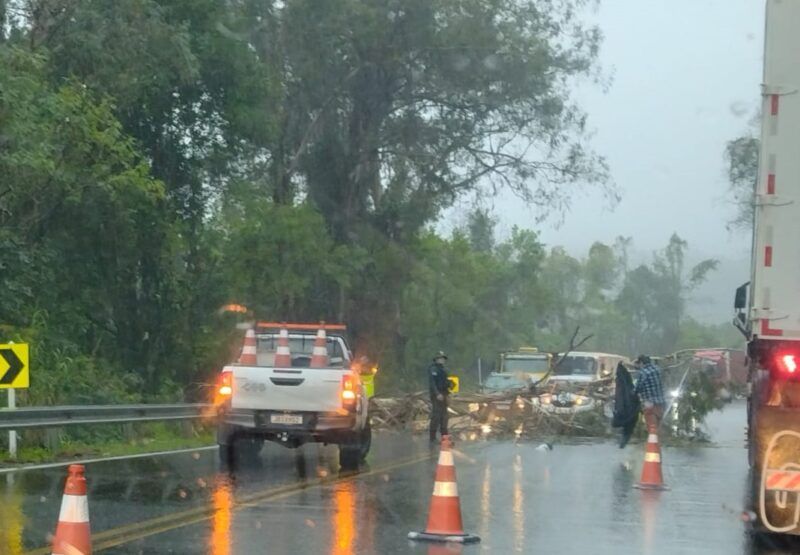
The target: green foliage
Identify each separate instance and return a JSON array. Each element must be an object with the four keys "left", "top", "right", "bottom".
[
  {"left": 672, "top": 369, "right": 725, "bottom": 439},
  {"left": 218, "top": 194, "right": 358, "bottom": 320},
  {"left": 276, "top": 0, "right": 609, "bottom": 237},
  {"left": 1, "top": 423, "right": 214, "bottom": 464},
  {"left": 0, "top": 46, "right": 180, "bottom": 398},
  {"left": 724, "top": 133, "right": 759, "bottom": 232},
  {"left": 616, "top": 234, "right": 718, "bottom": 355},
  {"left": 383, "top": 229, "right": 729, "bottom": 391},
  {"left": 676, "top": 319, "right": 744, "bottom": 352}
]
